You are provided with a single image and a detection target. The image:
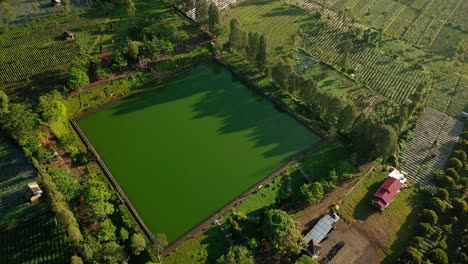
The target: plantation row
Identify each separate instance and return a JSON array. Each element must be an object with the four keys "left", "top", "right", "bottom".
[
  {"left": 401, "top": 107, "right": 464, "bottom": 185},
  {"left": 0, "top": 11, "right": 105, "bottom": 101},
  {"left": 180, "top": 0, "right": 237, "bottom": 21},
  {"left": 0, "top": 134, "right": 44, "bottom": 227},
  {"left": 345, "top": 86, "right": 383, "bottom": 115},
  {"left": 446, "top": 76, "right": 468, "bottom": 118},
  {"left": 428, "top": 72, "right": 460, "bottom": 115},
  {"left": 300, "top": 22, "right": 429, "bottom": 104},
  {"left": 0, "top": 217, "right": 72, "bottom": 264},
  {"left": 401, "top": 14, "right": 444, "bottom": 48},
  {"left": 295, "top": 1, "right": 366, "bottom": 30}
]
